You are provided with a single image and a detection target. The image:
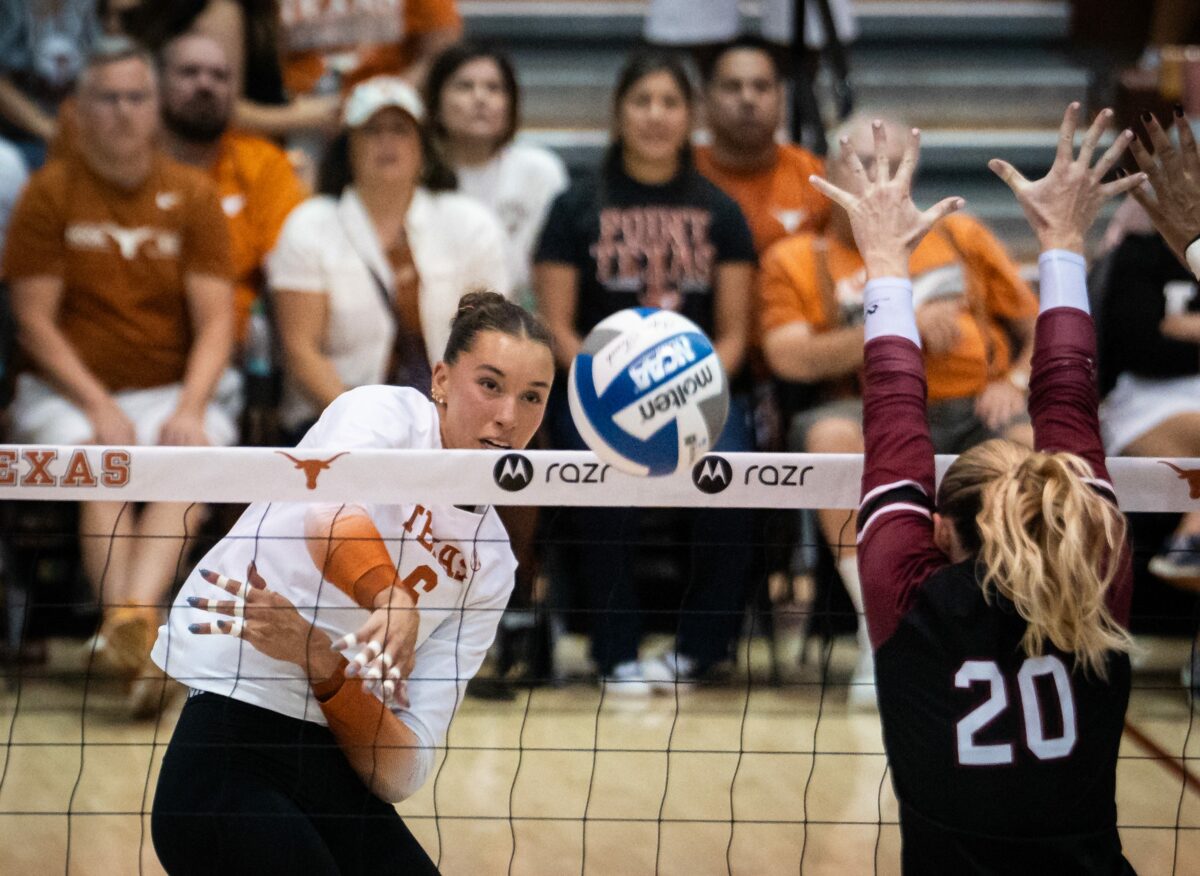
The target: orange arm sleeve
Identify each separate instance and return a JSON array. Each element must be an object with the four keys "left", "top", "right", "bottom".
[
  {"left": 311, "top": 661, "right": 419, "bottom": 795},
  {"left": 304, "top": 509, "right": 416, "bottom": 608}
]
